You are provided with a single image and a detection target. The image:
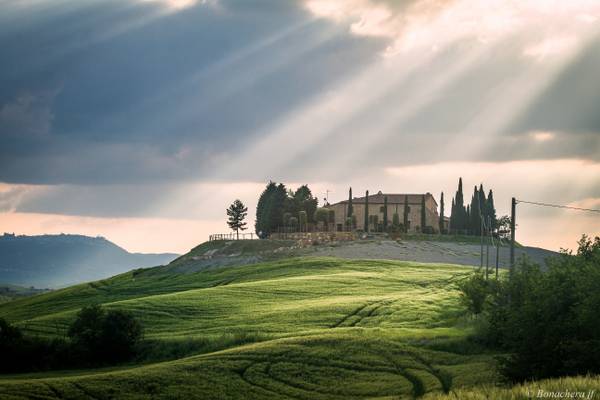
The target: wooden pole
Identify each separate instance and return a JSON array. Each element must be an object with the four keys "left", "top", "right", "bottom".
[
  {"left": 510, "top": 197, "right": 516, "bottom": 275},
  {"left": 485, "top": 216, "right": 490, "bottom": 280},
  {"left": 480, "top": 217, "right": 484, "bottom": 271}
]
